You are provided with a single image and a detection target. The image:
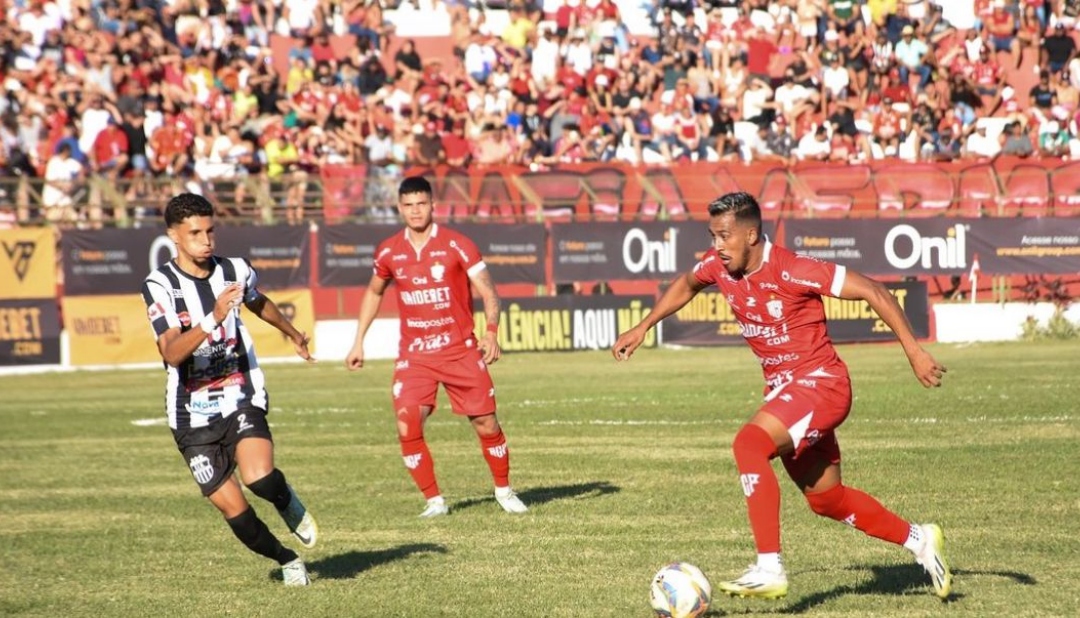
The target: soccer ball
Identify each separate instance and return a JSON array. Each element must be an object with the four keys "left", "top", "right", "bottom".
[{"left": 649, "top": 562, "right": 712, "bottom": 618}]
